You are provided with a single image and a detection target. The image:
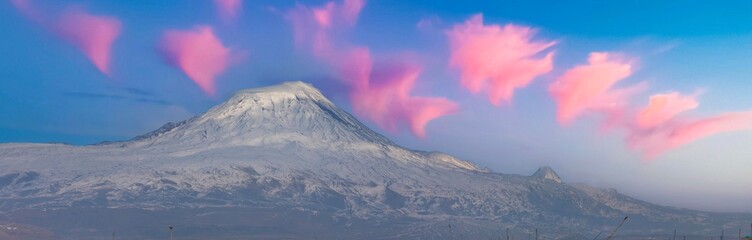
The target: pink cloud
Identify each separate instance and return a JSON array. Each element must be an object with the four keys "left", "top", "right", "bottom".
[
  {"left": 159, "top": 26, "right": 235, "bottom": 95},
  {"left": 340, "top": 51, "right": 458, "bottom": 137},
  {"left": 549, "top": 52, "right": 636, "bottom": 124},
  {"left": 55, "top": 9, "right": 121, "bottom": 76},
  {"left": 664, "top": 112, "right": 752, "bottom": 152},
  {"left": 551, "top": 53, "right": 752, "bottom": 158},
  {"left": 334, "top": 47, "right": 372, "bottom": 87},
  {"left": 10, "top": 1, "right": 121, "bottom": 76},
  {"left": 635, "top": 92, "right": 699, "bottom": 129},
  {"left": 629, "top": 110, "right": 752, "bottom": 159},
  {"left": 626, "top": 92, "right": 752, "bottom": 158},
  {"left": 214, "top": 0, "right": 242, "bottom": 22},
  {"left": 10, "top": 0, "right": 42, "bottom": 23},
  {"left": 286, "top": 0, "right": 455, "bottom": 138},
  {"left": 286, "top": 0, "right": 364, "bottom": 56},
  {"left": 446, "top": 14, "right": 555, "bottom": 105},
  {"left": 340, "top": 0, "right": 365, "bottom": 25}
]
